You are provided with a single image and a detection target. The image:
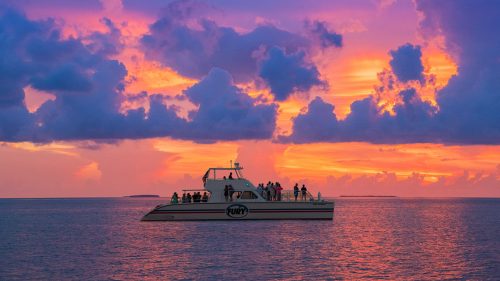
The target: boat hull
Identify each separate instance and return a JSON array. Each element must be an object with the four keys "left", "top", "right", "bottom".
[{"left": 142, "top": 201, "right": 334, "bottom": 221}]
